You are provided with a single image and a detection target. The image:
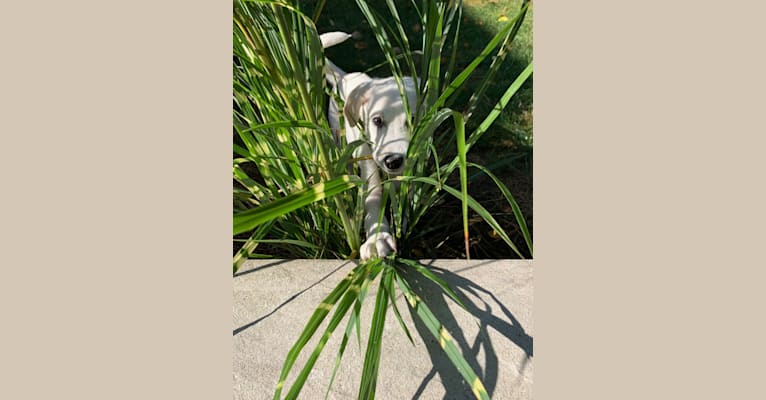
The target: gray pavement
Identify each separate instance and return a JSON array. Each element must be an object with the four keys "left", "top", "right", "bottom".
[{"left": 233, "top": 259, "right": 533, "bottom": 399}]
